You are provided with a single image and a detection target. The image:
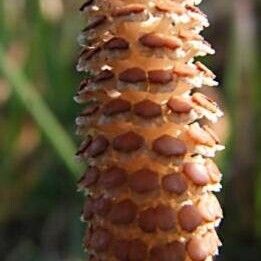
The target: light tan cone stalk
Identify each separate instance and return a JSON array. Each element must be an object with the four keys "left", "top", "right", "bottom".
[{"left": 76, "top": 0, "right": 224, "bottom": 260}]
